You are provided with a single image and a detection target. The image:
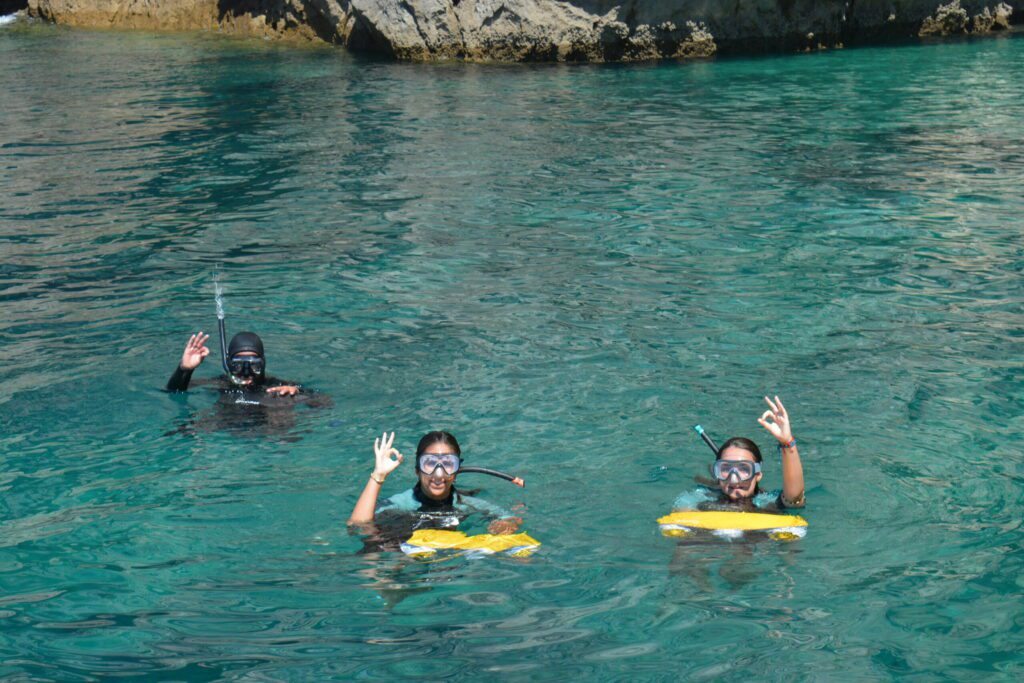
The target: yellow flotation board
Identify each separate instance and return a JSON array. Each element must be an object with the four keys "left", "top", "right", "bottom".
[
  {"left": 658, "top": 510, "right": 808, "bottom": 541},
  {"left": 401, "top": 530, "right": 541, "bottom": 558}
]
